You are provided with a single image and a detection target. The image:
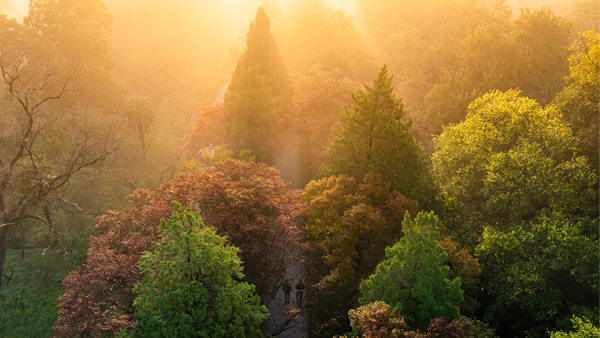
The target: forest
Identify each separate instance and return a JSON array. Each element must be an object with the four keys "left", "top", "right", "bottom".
[{"left": 0, "top": 0, "right": 597, "bottom": 337}]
